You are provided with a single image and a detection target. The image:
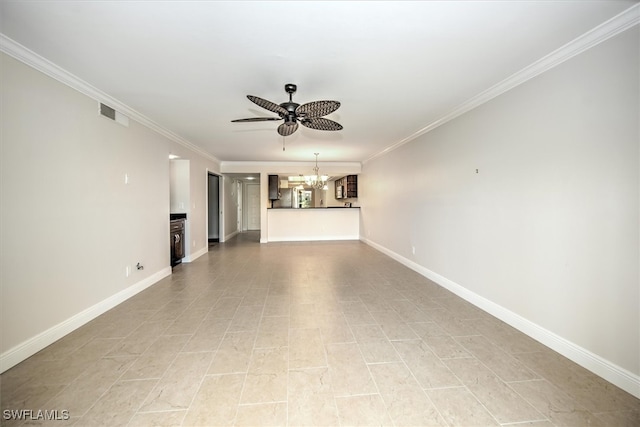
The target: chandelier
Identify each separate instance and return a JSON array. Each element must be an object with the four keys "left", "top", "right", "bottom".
[{"left": 305, "top": 153, "right": 329, "bottom": 190}]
